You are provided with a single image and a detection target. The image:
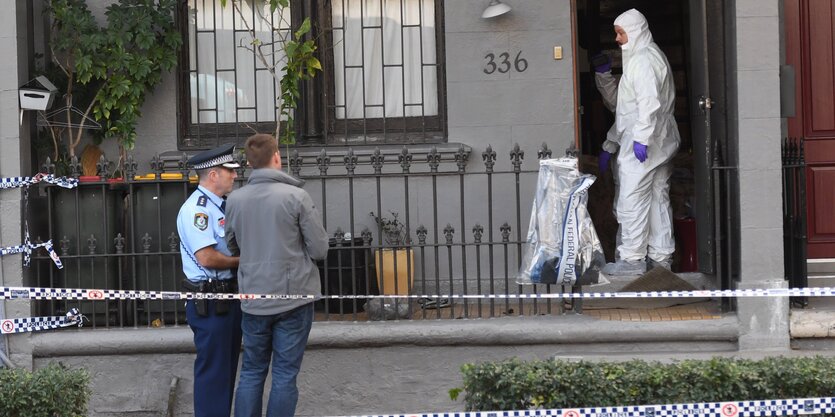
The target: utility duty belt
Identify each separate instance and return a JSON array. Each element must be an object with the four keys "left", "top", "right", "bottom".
[
  {"left": 181, "top": 278, "right": 238, "bottom": 294},
  {"left": 181, "top": 278, "right": 239, "bottom": 316}
]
